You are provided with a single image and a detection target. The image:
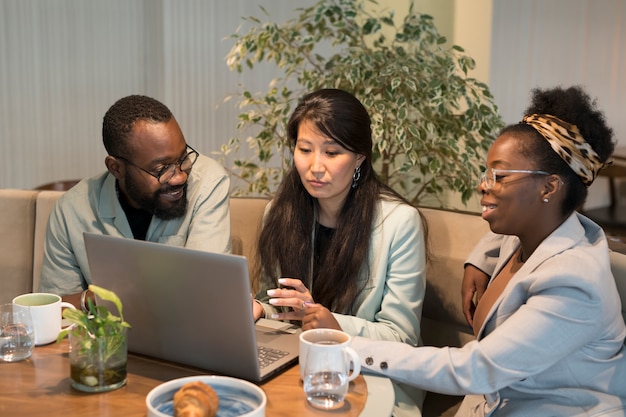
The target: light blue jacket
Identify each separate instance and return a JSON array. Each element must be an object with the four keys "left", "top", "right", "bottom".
[
  {"left": 257, "top": 197, "right": 427, "bottom": 416},
  {"left": 39, "top": 154, "right": 231, "bottom": 295},
  {"left": 257, "top": 198, "right": 426, "bottom": 344},
  {"left": 352, "top": 213, "right": 626, "bottom": 416}
]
